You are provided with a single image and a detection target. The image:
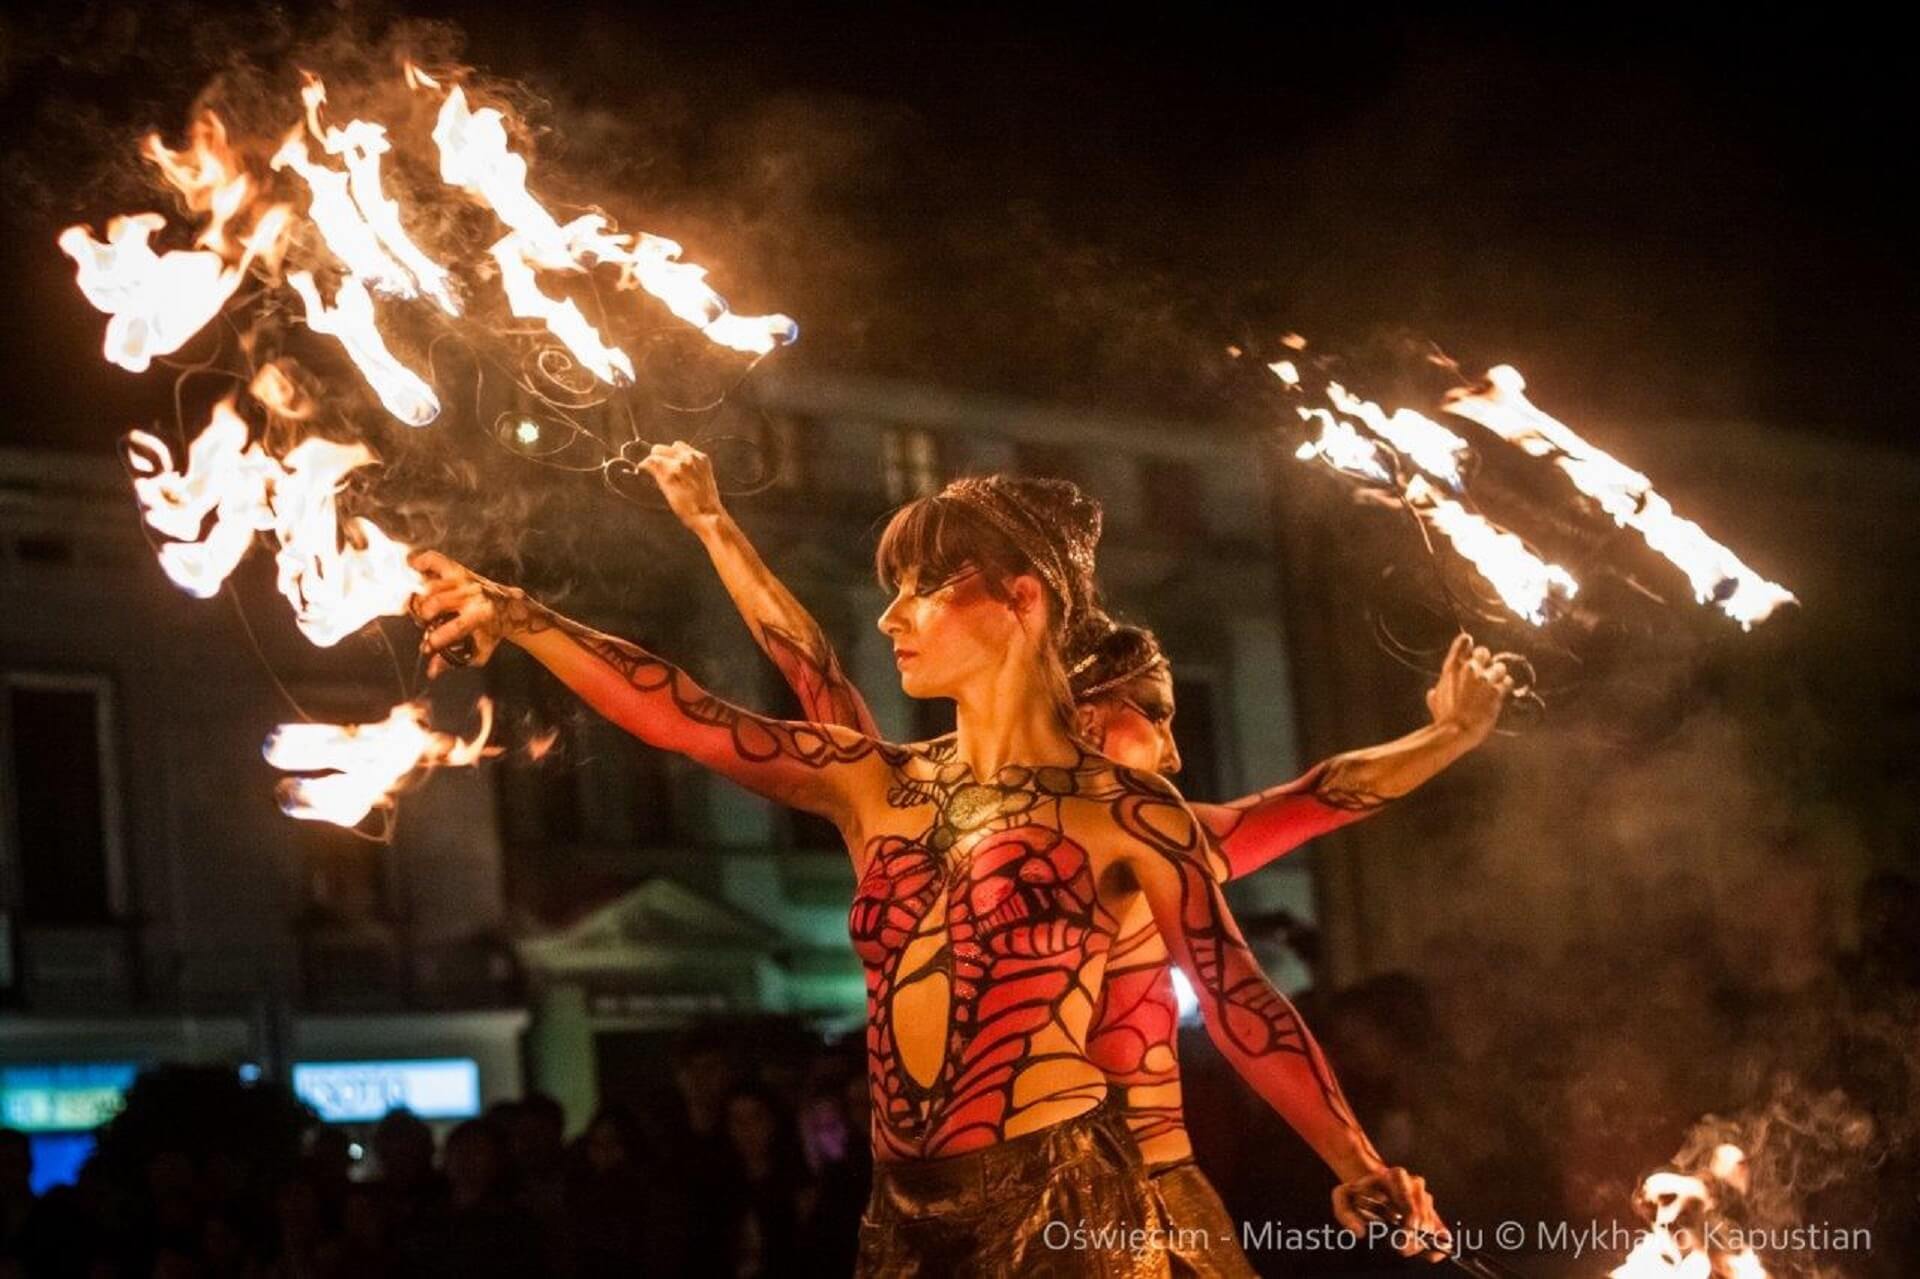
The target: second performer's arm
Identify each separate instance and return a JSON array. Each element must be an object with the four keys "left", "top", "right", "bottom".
[
  {"left": 1195, "top": 631, "right": 1514, "bottom": 879},
  {"left": 1115, "top": 777, "right": 1450, "bottom": 1260}
]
